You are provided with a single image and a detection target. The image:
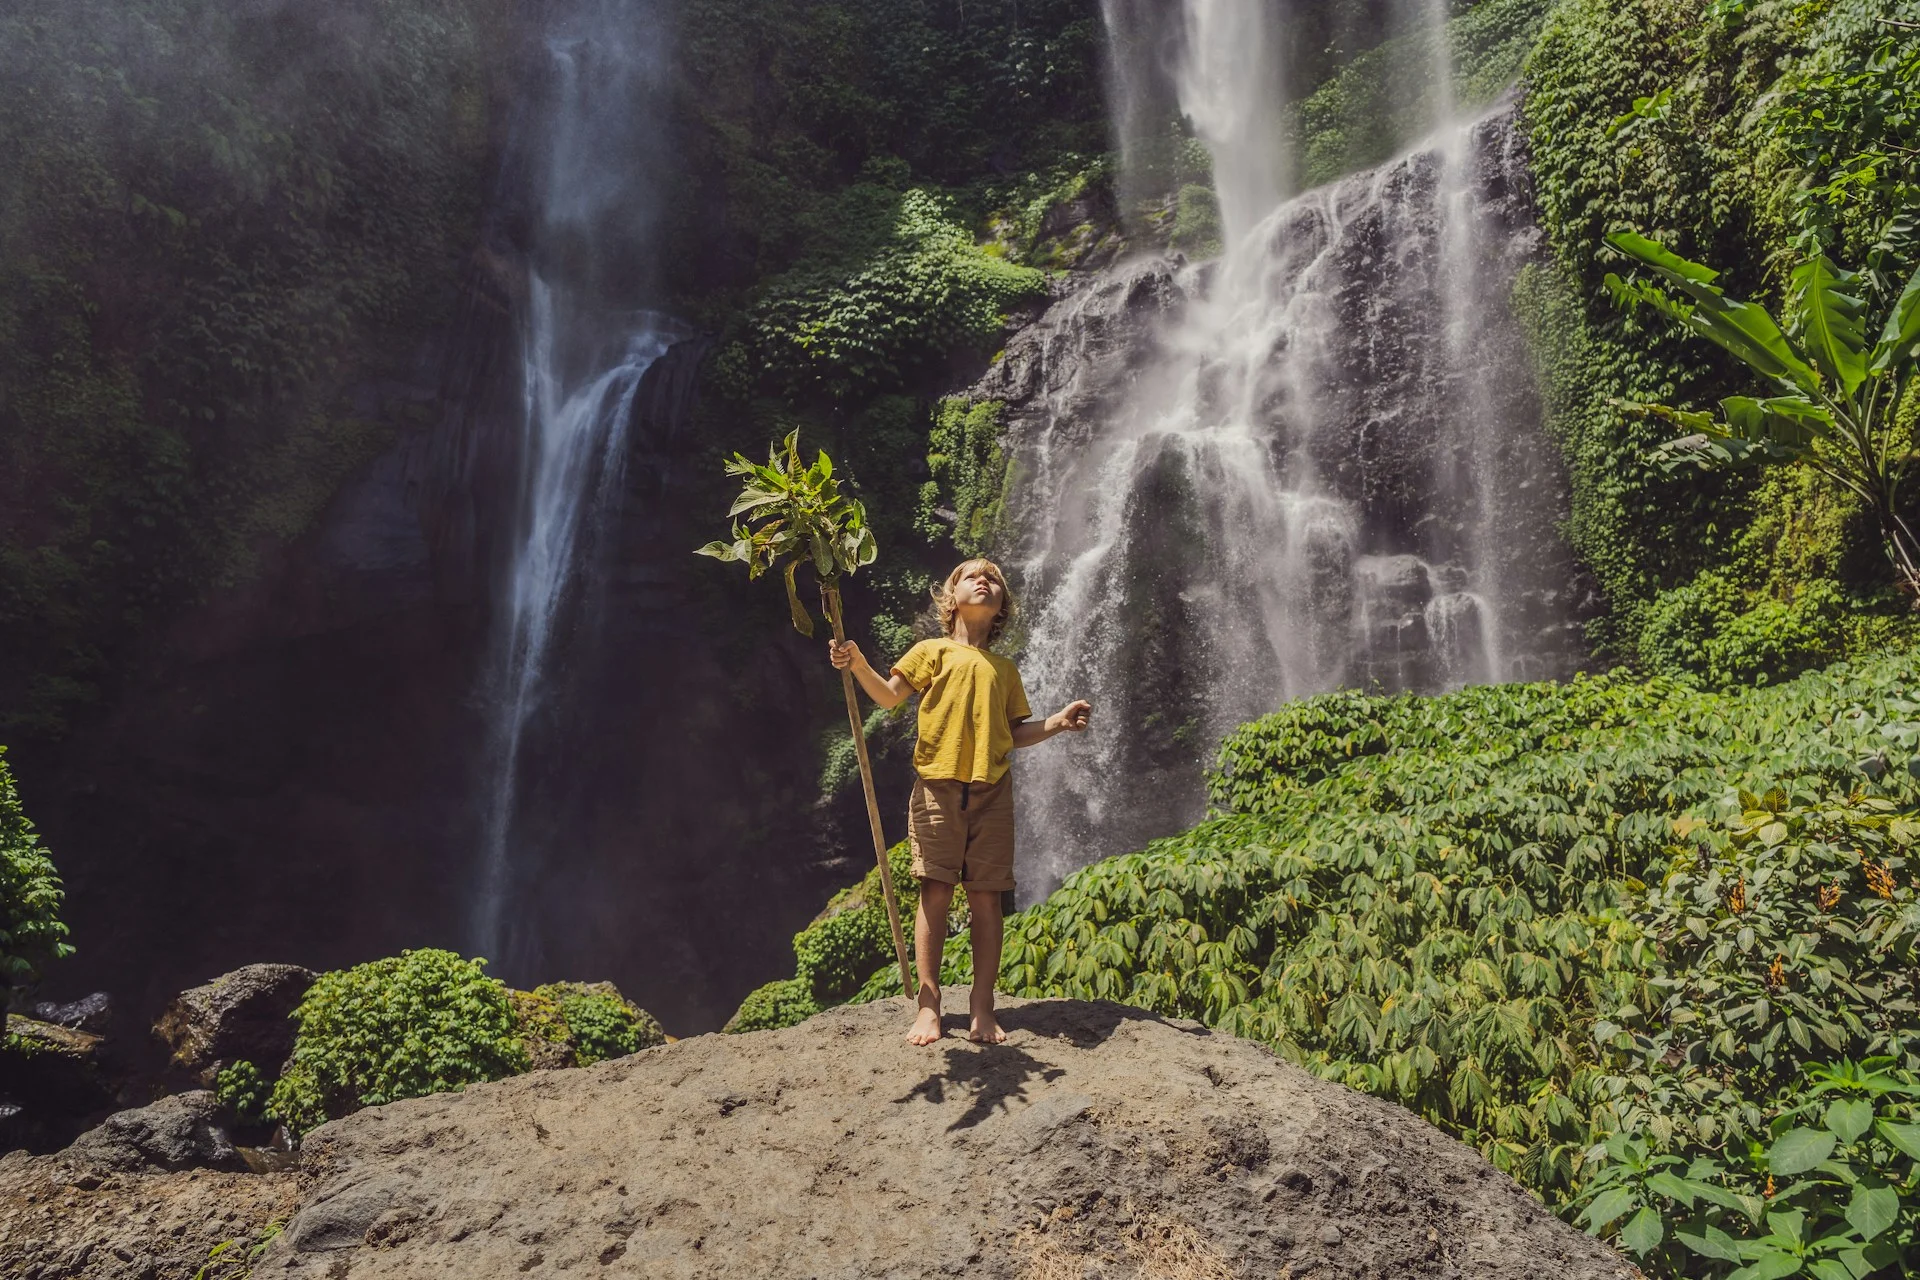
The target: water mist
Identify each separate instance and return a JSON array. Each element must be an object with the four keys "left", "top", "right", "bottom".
[
  {"left": 1008, "top": 0, "right": 1586, "bottom": 892},
  {"left": 471, "top": 0, "right": 676, "bottom": 977}
]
